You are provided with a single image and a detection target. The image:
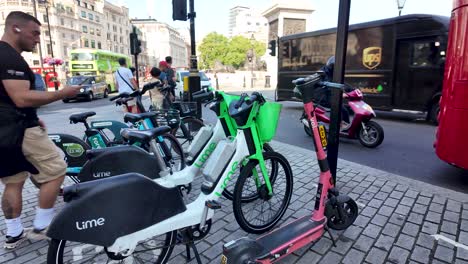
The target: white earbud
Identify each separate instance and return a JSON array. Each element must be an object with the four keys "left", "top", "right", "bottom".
[{"left": 14, "top": 27, "right": 21, "bottom": 33}]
